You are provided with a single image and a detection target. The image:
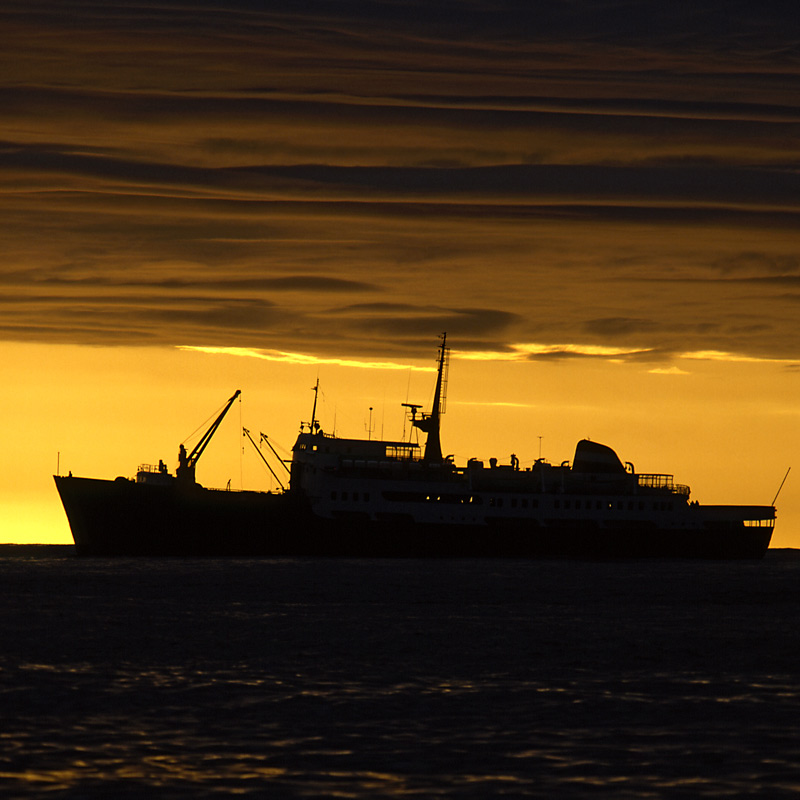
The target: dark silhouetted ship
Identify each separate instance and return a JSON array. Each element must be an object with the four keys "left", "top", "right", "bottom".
[{"left": 55, "top": 335, "right": 776, "bottom": 558}]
